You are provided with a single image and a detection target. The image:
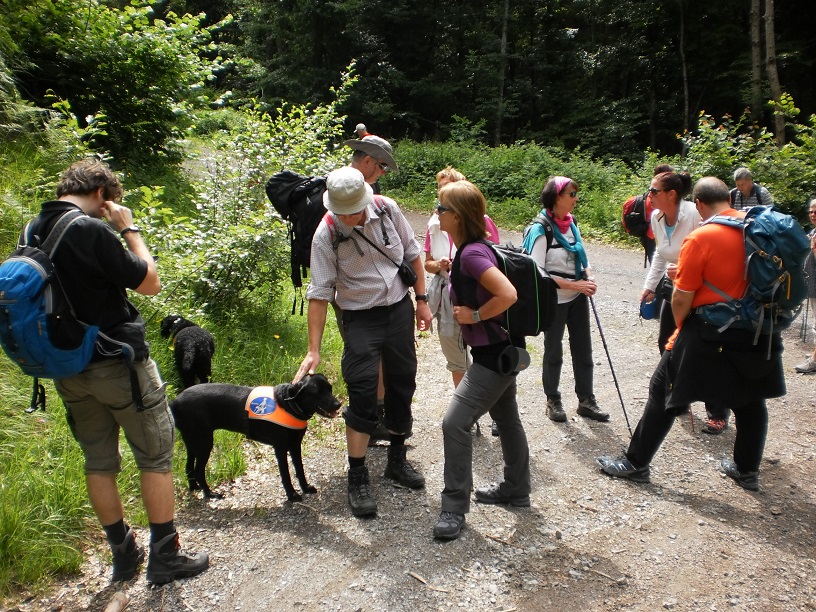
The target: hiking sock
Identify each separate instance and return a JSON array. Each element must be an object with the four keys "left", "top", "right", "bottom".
[
  {"left": 348, "top": 455, "right": 366, "bottom": 470},
  {"left": 149, "top": 520, "right": 177, "bottom": 553},
  {"left": 103, "top": 519, "right": 128, "bottom": 546}
]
